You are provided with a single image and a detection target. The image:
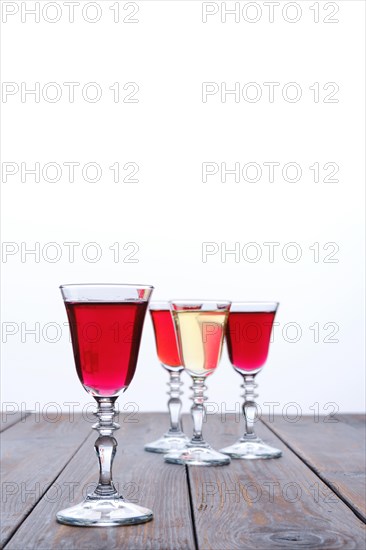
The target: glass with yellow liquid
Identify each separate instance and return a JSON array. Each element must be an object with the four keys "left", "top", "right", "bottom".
[{"left": 164, "top": 301, "right": 231, "bottom": 466}]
